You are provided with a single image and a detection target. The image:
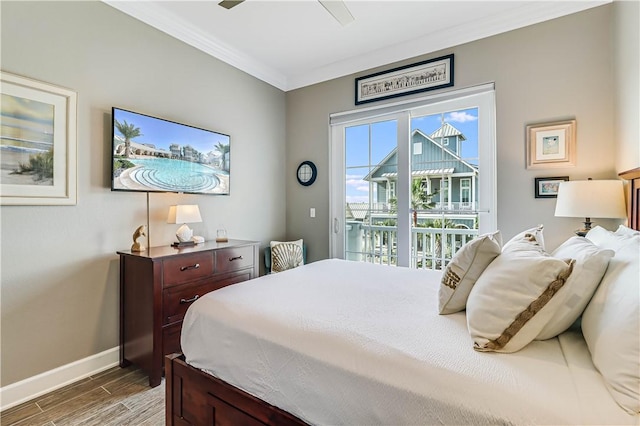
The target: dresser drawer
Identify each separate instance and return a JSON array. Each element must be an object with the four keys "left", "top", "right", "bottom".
[
  {"left": 164, "top": 279, "right": 228, "bottom": 325},
  {"left": 163, "top": 322, "right": 182, "bottom": 356},
  {"left": 163, "top": 252, "right": 214, "bottom": 288},
  {"left": 215, "top": 246, "right": 254, "bottom": 273}
]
